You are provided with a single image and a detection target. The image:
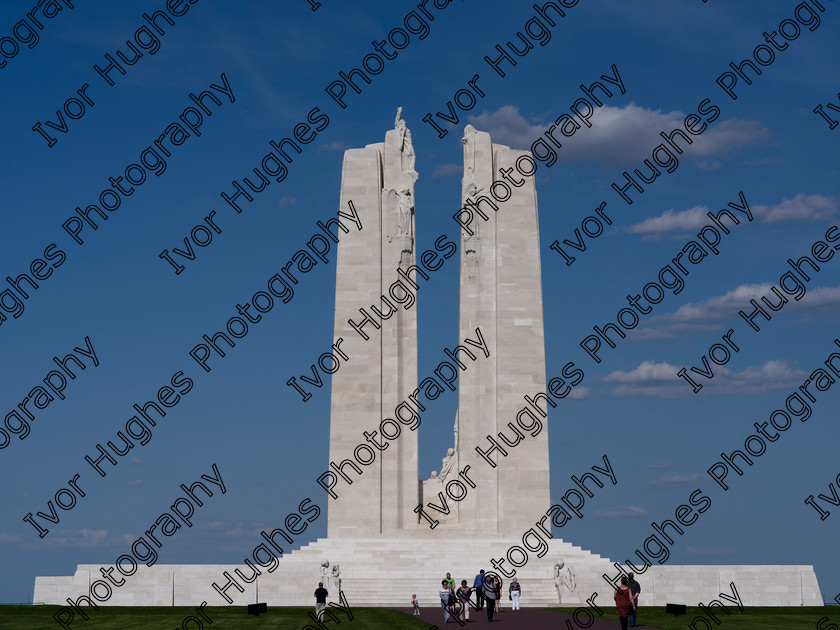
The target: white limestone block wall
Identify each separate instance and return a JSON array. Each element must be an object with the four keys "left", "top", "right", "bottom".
[{"left": 34, "top": 538, "right": 823, "bottom": 608}]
